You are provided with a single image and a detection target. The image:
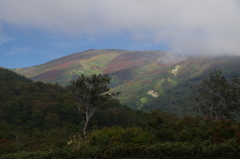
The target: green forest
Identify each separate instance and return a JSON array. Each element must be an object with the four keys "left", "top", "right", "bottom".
[{"left": 1, "top": 67, "right": 240, "bottom": 159}]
